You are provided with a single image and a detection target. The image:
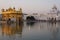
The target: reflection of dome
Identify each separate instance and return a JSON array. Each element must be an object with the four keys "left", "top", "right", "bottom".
[{"left": 2, "top": 23, "right": 23, "bottom": 36}]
